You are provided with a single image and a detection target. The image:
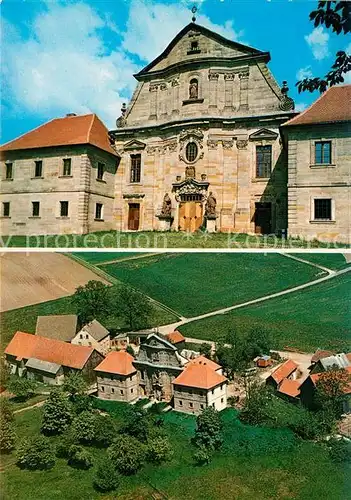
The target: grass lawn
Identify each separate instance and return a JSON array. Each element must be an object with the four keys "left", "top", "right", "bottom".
[
  {"left": 2, "top": 230, "right": 348, "bottom": 248},
  {"left": 71, "top": 252, "right": 147, "bottom": 265},
  {"left": 99, "top": 253, "right": 325, "bottom": 317},
  {"left": 294, "top": 253, "right": 351, "bottom": 271},
  {"left": 0, "top": 289, "right": 178, "bottom": 354},
  {"left": 180, "top": 271, "right": 351, "bottom": 352},
  {"left": 2, "top": 405, "right": 349, "bottom": 500}
]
